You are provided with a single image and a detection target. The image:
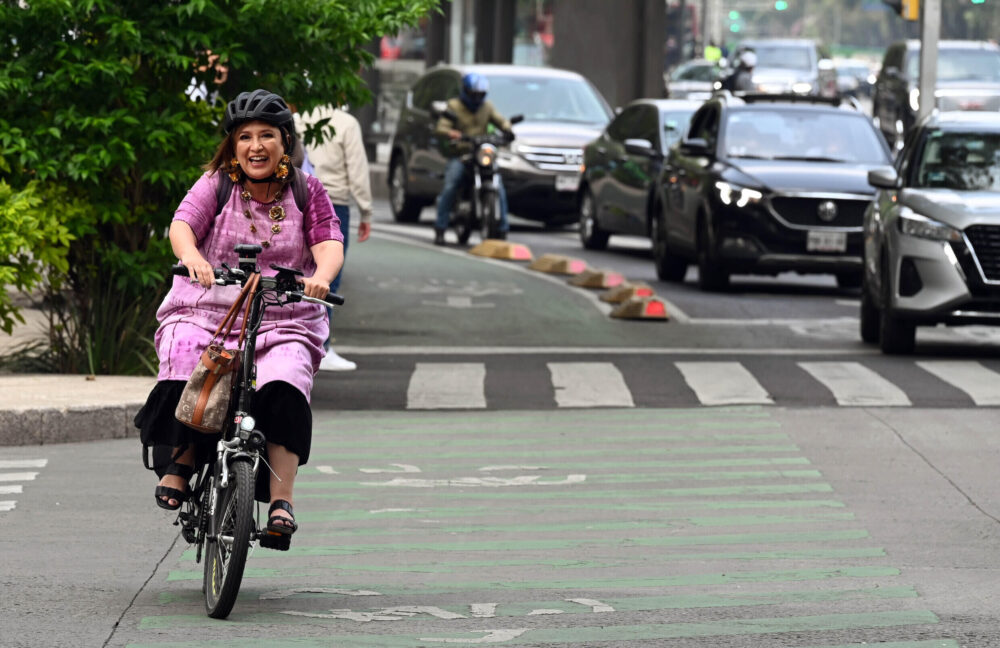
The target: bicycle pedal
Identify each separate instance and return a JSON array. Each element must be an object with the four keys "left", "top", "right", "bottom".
[{"left": 258, "top": 532, "right": 291, "bottom": 551}]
